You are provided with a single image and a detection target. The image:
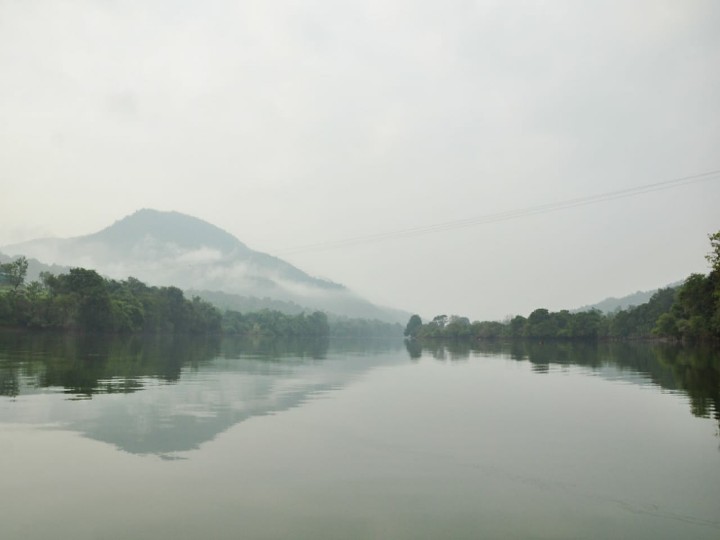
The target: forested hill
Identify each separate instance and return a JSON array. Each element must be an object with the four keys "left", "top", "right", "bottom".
[
  {"left": 573, "top": 281, "right": 684, "bottom": 314},
  {"left": 0, "top": 261, "right": 402, "bottom": 338},
  {"left": 405, "top": 231, "right": 720, "bottom": 343},
  {"left": 1, "top": 209, "right": 410, "bottom": 324}
]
